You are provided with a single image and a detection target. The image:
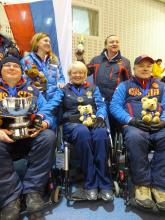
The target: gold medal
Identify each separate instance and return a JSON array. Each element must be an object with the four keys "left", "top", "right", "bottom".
[{"left": 77, "top": 97, "right": 84, "bottom": 103}]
